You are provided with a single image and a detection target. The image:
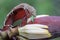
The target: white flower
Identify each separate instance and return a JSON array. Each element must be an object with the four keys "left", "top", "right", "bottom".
[{"left": 18, "top": 24, "right": 51, "bottom": 39}]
